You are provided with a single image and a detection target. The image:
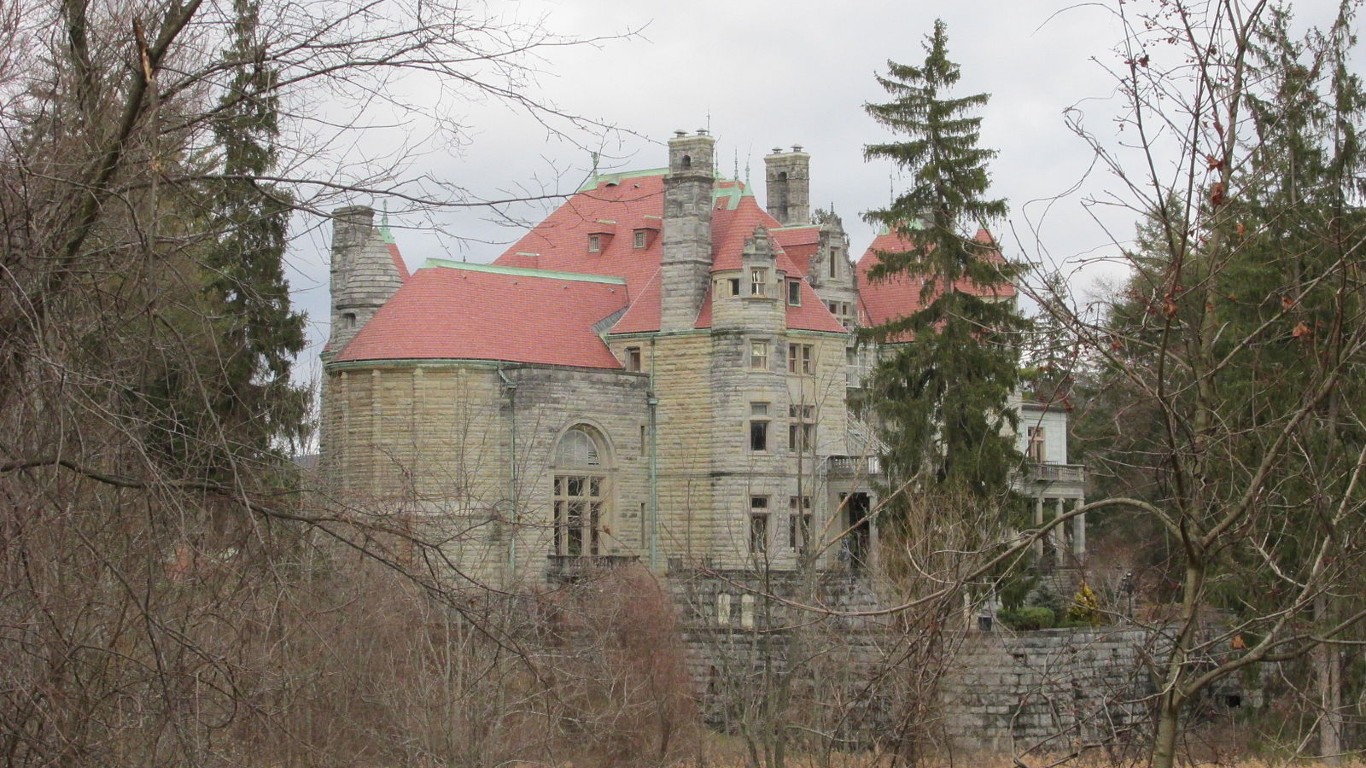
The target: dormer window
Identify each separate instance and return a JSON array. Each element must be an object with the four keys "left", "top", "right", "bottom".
[
  {"left": 634, "top": 230, "right": 647, "bottom": 249},
  {"left": 750, "top": 268, "right": 767, "bottom": 297},
  {"left": 787, "top": 279, "right": 801, "bottom": 306},
  {"left": 588, "top": 234, "right": 602, "bottom": 252}
]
